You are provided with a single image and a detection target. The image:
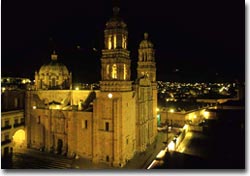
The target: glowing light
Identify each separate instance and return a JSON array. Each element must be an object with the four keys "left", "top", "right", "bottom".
[
  {"left": 108, "top": 93, "right": 113, "bottom": 99},
  {"left": 113, "top": 34, "right": 116, "bottom": 49},
  {"left": 180, "top": 147, "right": 185, "bottom": 153},
  {"left": 49, "top": 104, "right": 61, "bottom": 110},
  {"left": 75, "top": 87, "right": 79, "bottom": 90},
  {"left": 33, "top": 106, "right": 37, "bottom": 109},
  {"left": 2, "top": 87, "right": 6, "bottom": 93},
  {"left": 219, "top": 87, "right": 224, "bottom": 92},
  {"left": 169, "top": 109, "right": 175, "bottom": 113},
  {"left": 122, "top": 35, "right": 126, "bottom": 49},
  {"left": 147, "top": 160, "right": 158, "bottom": 169},
  {"left": 168, "top": 141, "right": 175, "bottom": 151},
  {"left": 156, "top": 150, "right": 166, "bottom": 160},
  {"left": 183, "top": 124, "right": 189, "bottom": 131},
  {"left": 203, "top": 111, "right": 209, "bottom": 119},
  {"left": 112, "top": 64, "right": 117, "bottom": 79},
  {"left": 106, "top": 65, "right": 110, "bottom": 75},
  {"left": 156, "top": 108, "right": 159, "bottom": 112},
  {"left": 13, "top": 129, "right": 25, "bottom": 145},
  {"left": 108, "top": 36, "right": 112, "bottom": 49},
  {"left": 123, "top": 64, "right": 127, "bottom": 80},
  {"left": 193, "top": 115, "right": 197, "bottom": 119}
]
